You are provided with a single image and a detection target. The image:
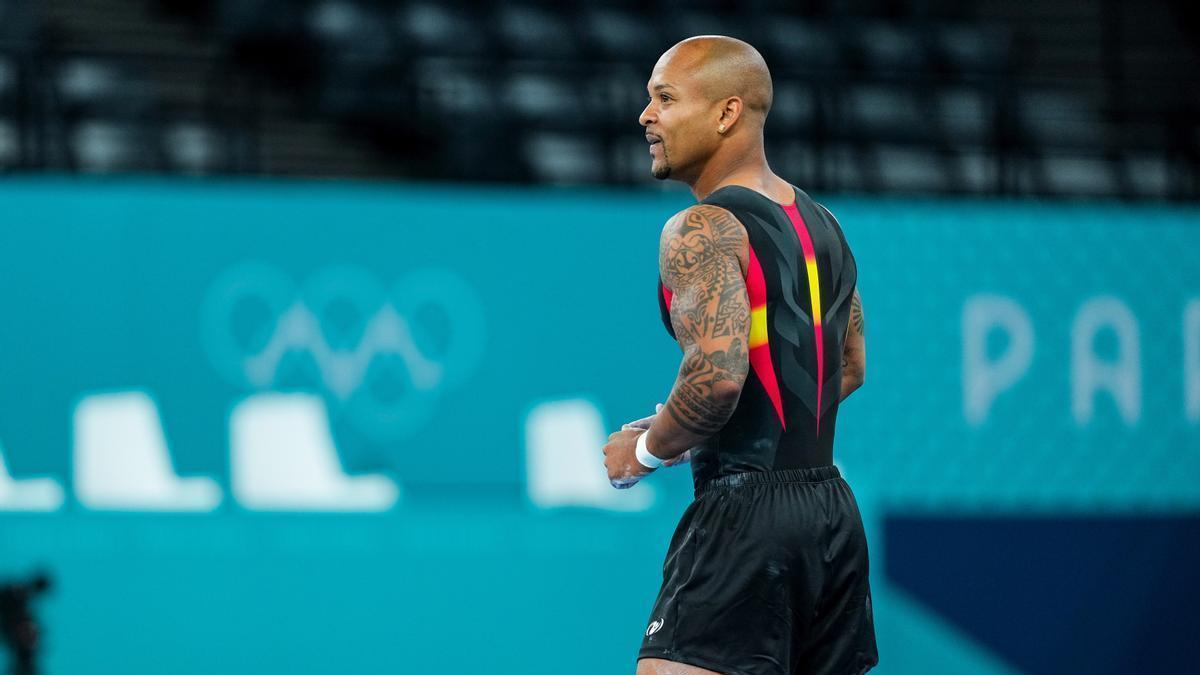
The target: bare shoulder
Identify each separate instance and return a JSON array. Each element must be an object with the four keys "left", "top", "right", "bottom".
[
  {"left": 660, "top": 204, "right": 745, "bottom": 246},
  {"left": 658, "top": 205, "right": 748, "bottom": 289}
]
